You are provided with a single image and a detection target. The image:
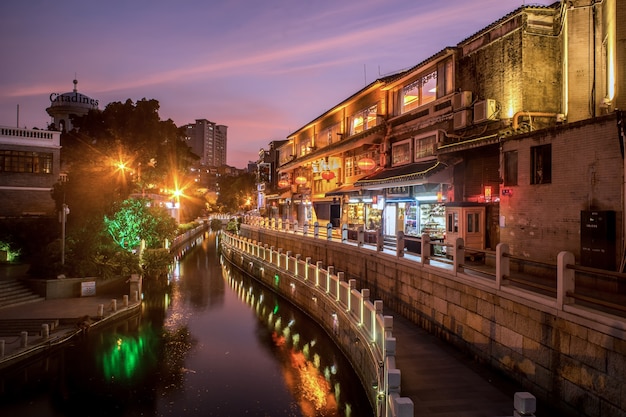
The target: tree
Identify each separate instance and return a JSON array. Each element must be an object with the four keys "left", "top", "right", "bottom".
[
  {"left": 216, "top": 172, "right": 256, "bottom": 213},
  {"left": 104, "top": 197, "right": 177, "bottom": 252}
]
